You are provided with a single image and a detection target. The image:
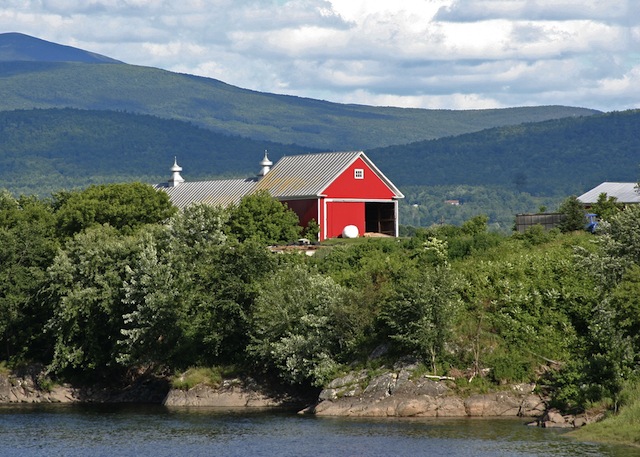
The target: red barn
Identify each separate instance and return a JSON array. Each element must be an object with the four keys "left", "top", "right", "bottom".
[{"left": 157, "top": 151, "right": 404, "bottom": 241}]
